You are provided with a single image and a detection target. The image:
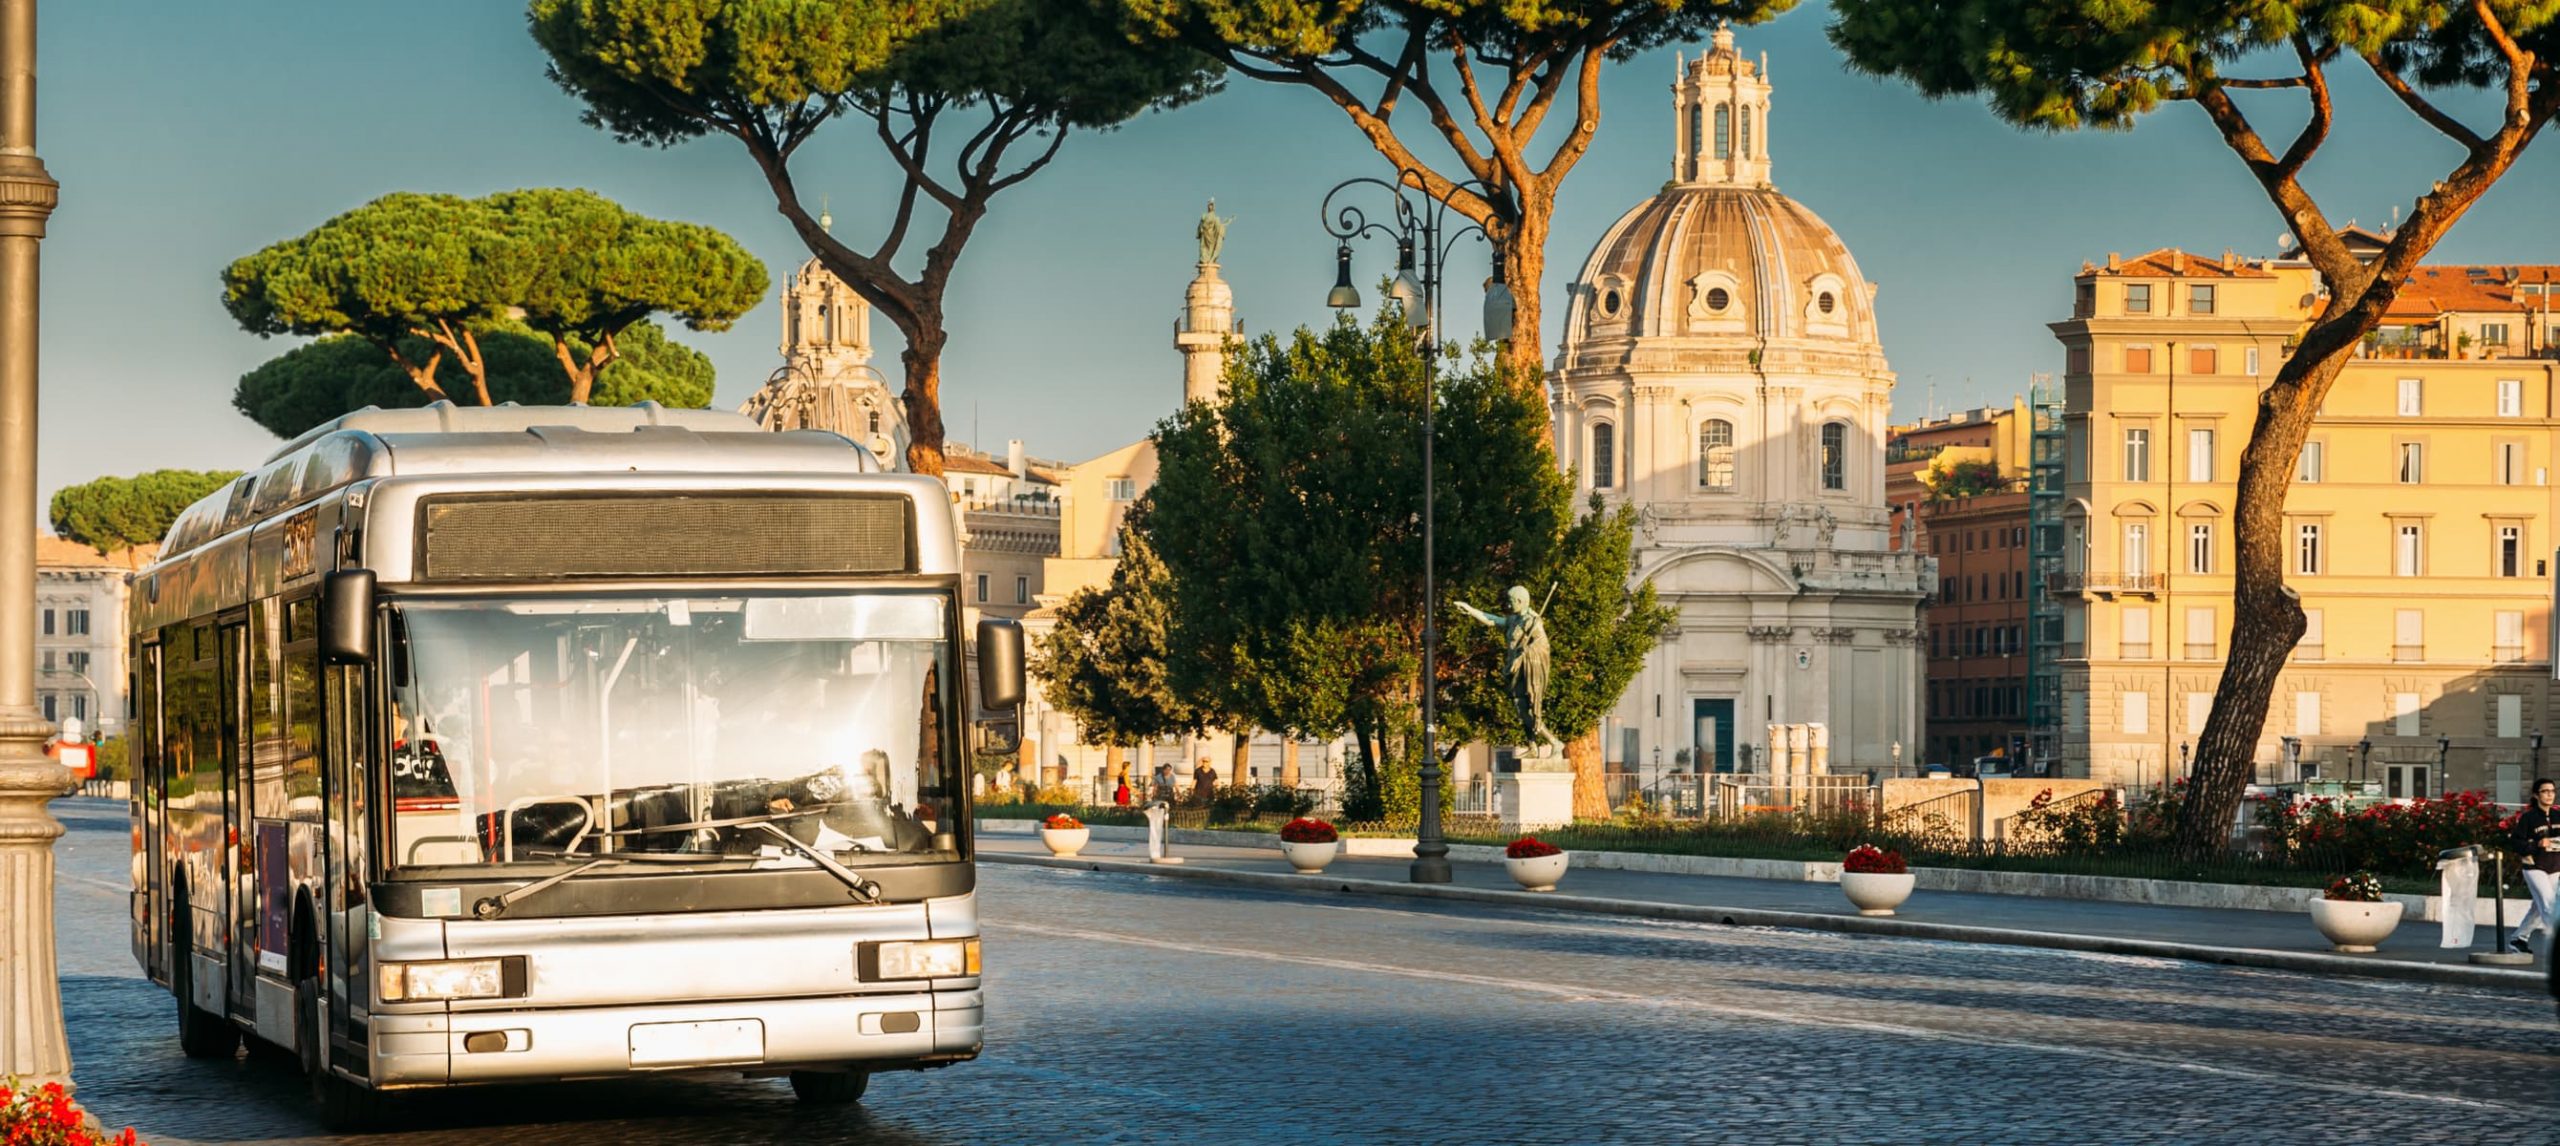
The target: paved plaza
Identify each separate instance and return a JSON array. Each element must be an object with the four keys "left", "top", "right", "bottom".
[{"left": 45, "top": 799, "right": 2560, "bottom": 1144}]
